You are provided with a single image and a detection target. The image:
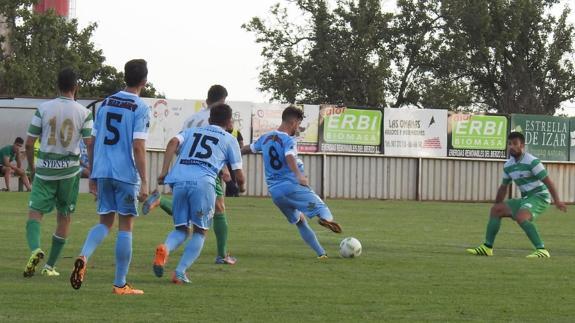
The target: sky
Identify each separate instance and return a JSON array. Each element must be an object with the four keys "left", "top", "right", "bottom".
[{"left": 74, "top": 0, "right": 574, "bottom": 107}]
